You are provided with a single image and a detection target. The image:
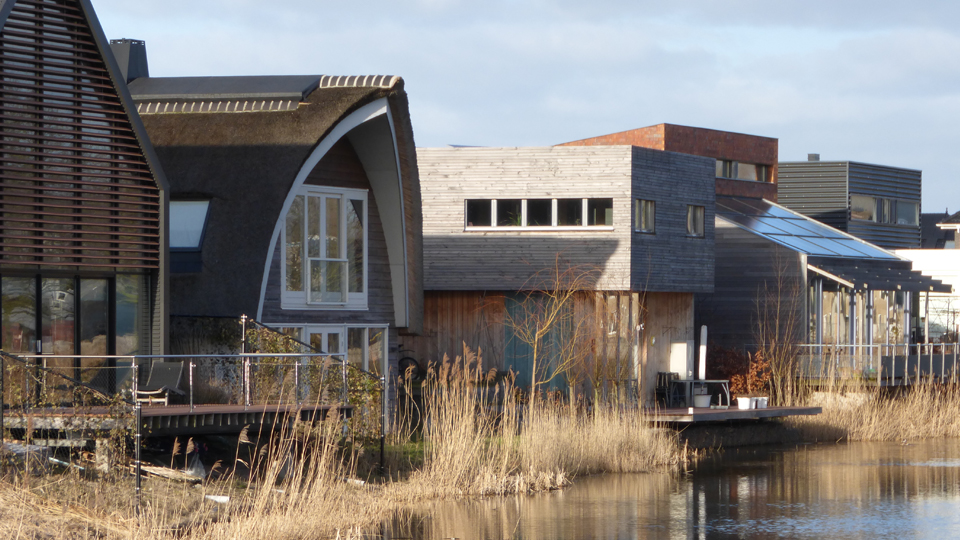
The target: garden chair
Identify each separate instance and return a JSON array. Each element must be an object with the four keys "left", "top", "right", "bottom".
[{"left": 135, "top": 361, "right": 185, "bottom": 405}]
